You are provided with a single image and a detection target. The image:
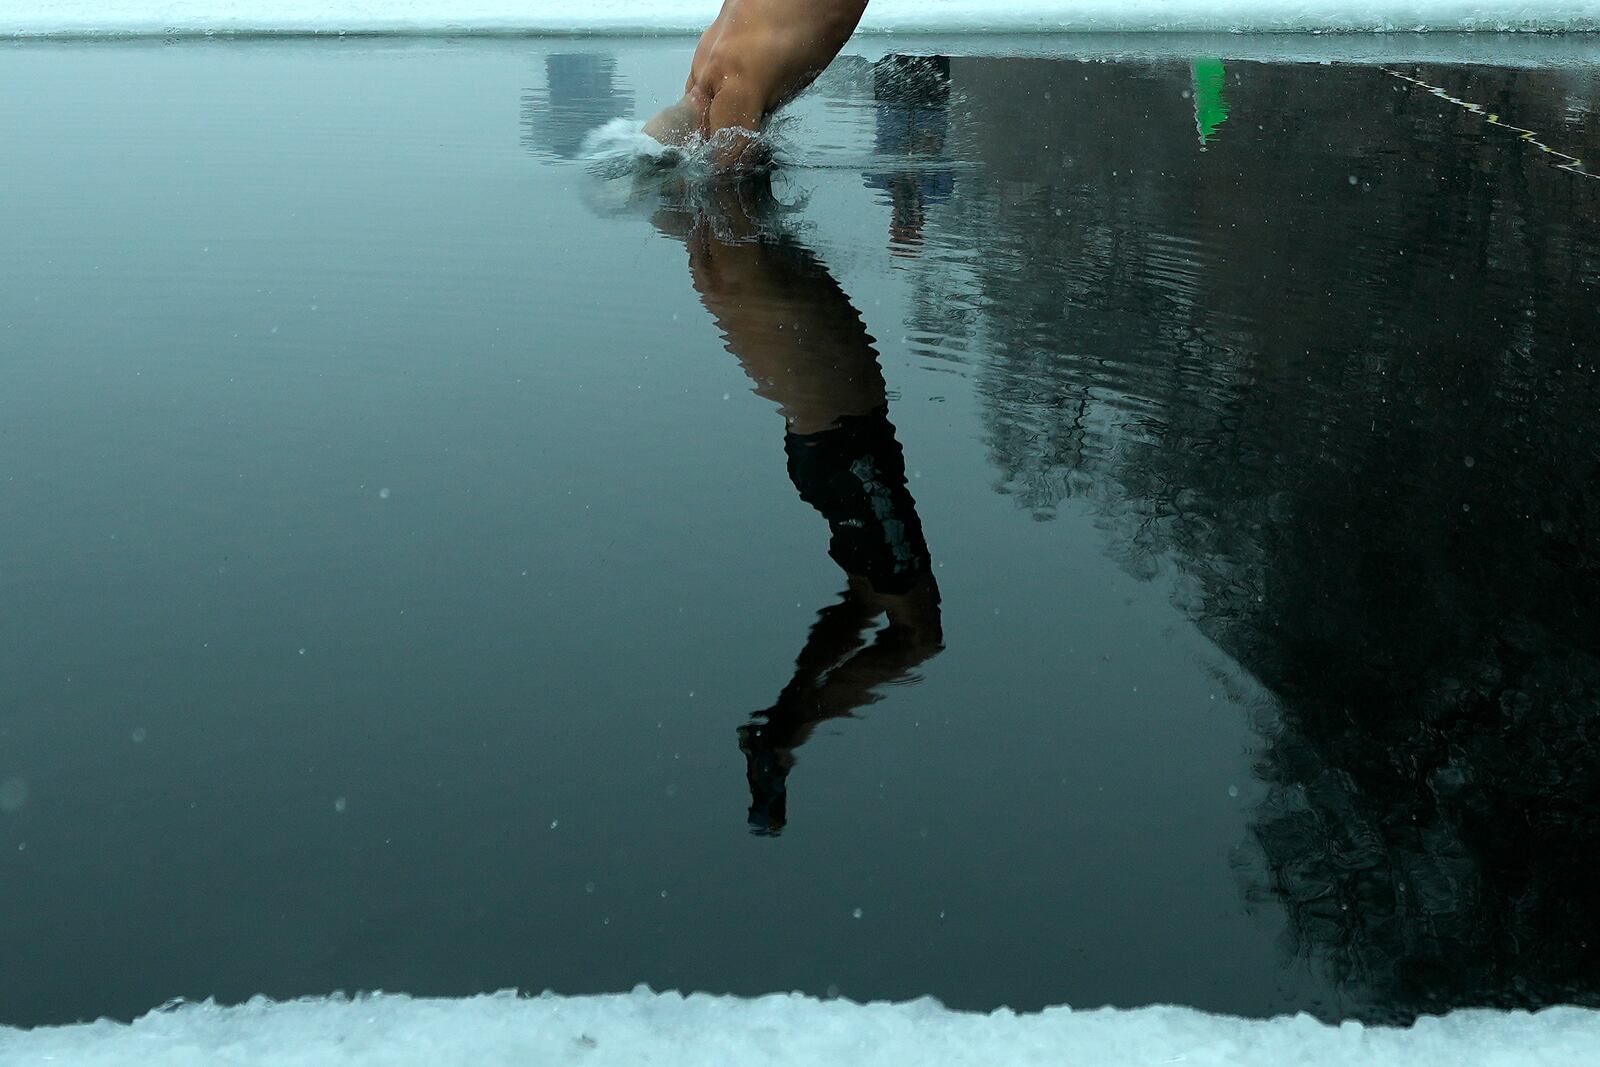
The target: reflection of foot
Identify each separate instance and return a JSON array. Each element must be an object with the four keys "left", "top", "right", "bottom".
[{"left": 738, "top": 719, "right": 792, "bottom": 836}]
